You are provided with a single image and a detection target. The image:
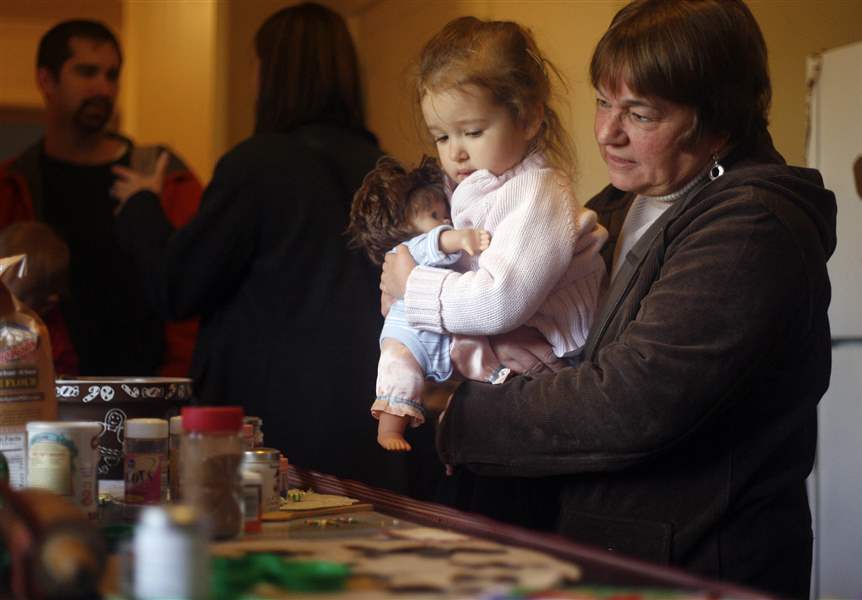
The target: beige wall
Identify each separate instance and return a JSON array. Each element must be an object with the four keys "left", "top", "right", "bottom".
[
  {"left": 2, "top": 0, "right": 861, "bottom": 194},
  {"left": 354, "top": 0, "right": 862, "bottom": 200},
  {"left": 121, "top": 1, "right": 221, "bottom": 181}
]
